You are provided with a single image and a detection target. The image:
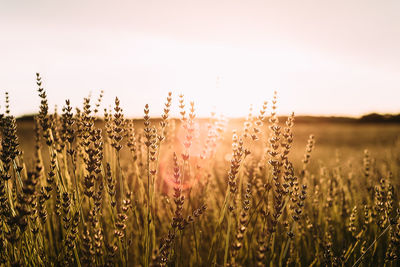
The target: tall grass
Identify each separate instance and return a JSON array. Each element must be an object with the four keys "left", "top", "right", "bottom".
[{"left": 0, "top": 74, "right": 399, "bottom": 266}]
